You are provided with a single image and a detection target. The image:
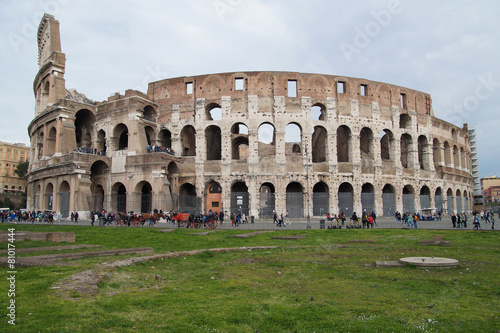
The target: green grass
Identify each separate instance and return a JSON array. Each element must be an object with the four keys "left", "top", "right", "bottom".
[{"left": 0, "top": 224, "right": 498, "bottom": 332}]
